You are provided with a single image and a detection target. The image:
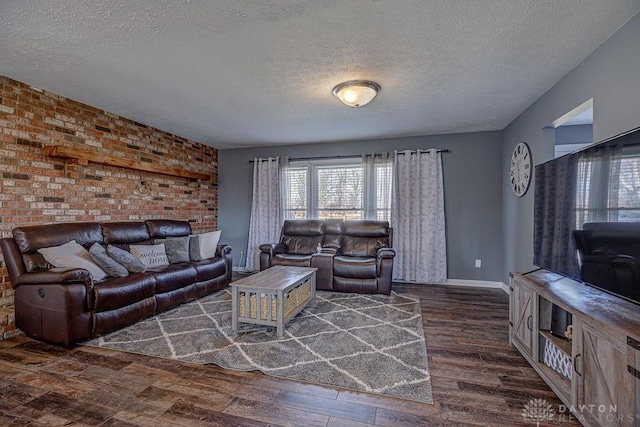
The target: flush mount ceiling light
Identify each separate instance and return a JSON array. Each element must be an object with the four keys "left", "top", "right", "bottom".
[{"left": 332, "top": 80, "right": 381, "bottom": 108}]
